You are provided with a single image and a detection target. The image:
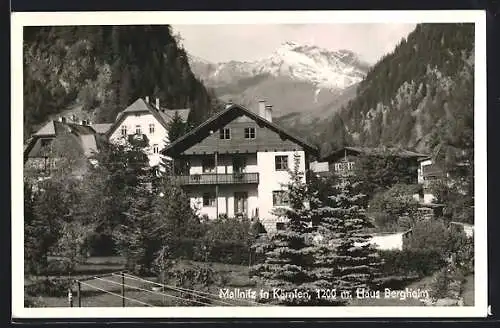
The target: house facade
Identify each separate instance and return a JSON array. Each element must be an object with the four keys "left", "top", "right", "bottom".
[
  {"left": 105, "top": 97, "right": 190, "bottom": 168},
  {"left": 162, "top": 101, "right": 319, "bottom": 233}
]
